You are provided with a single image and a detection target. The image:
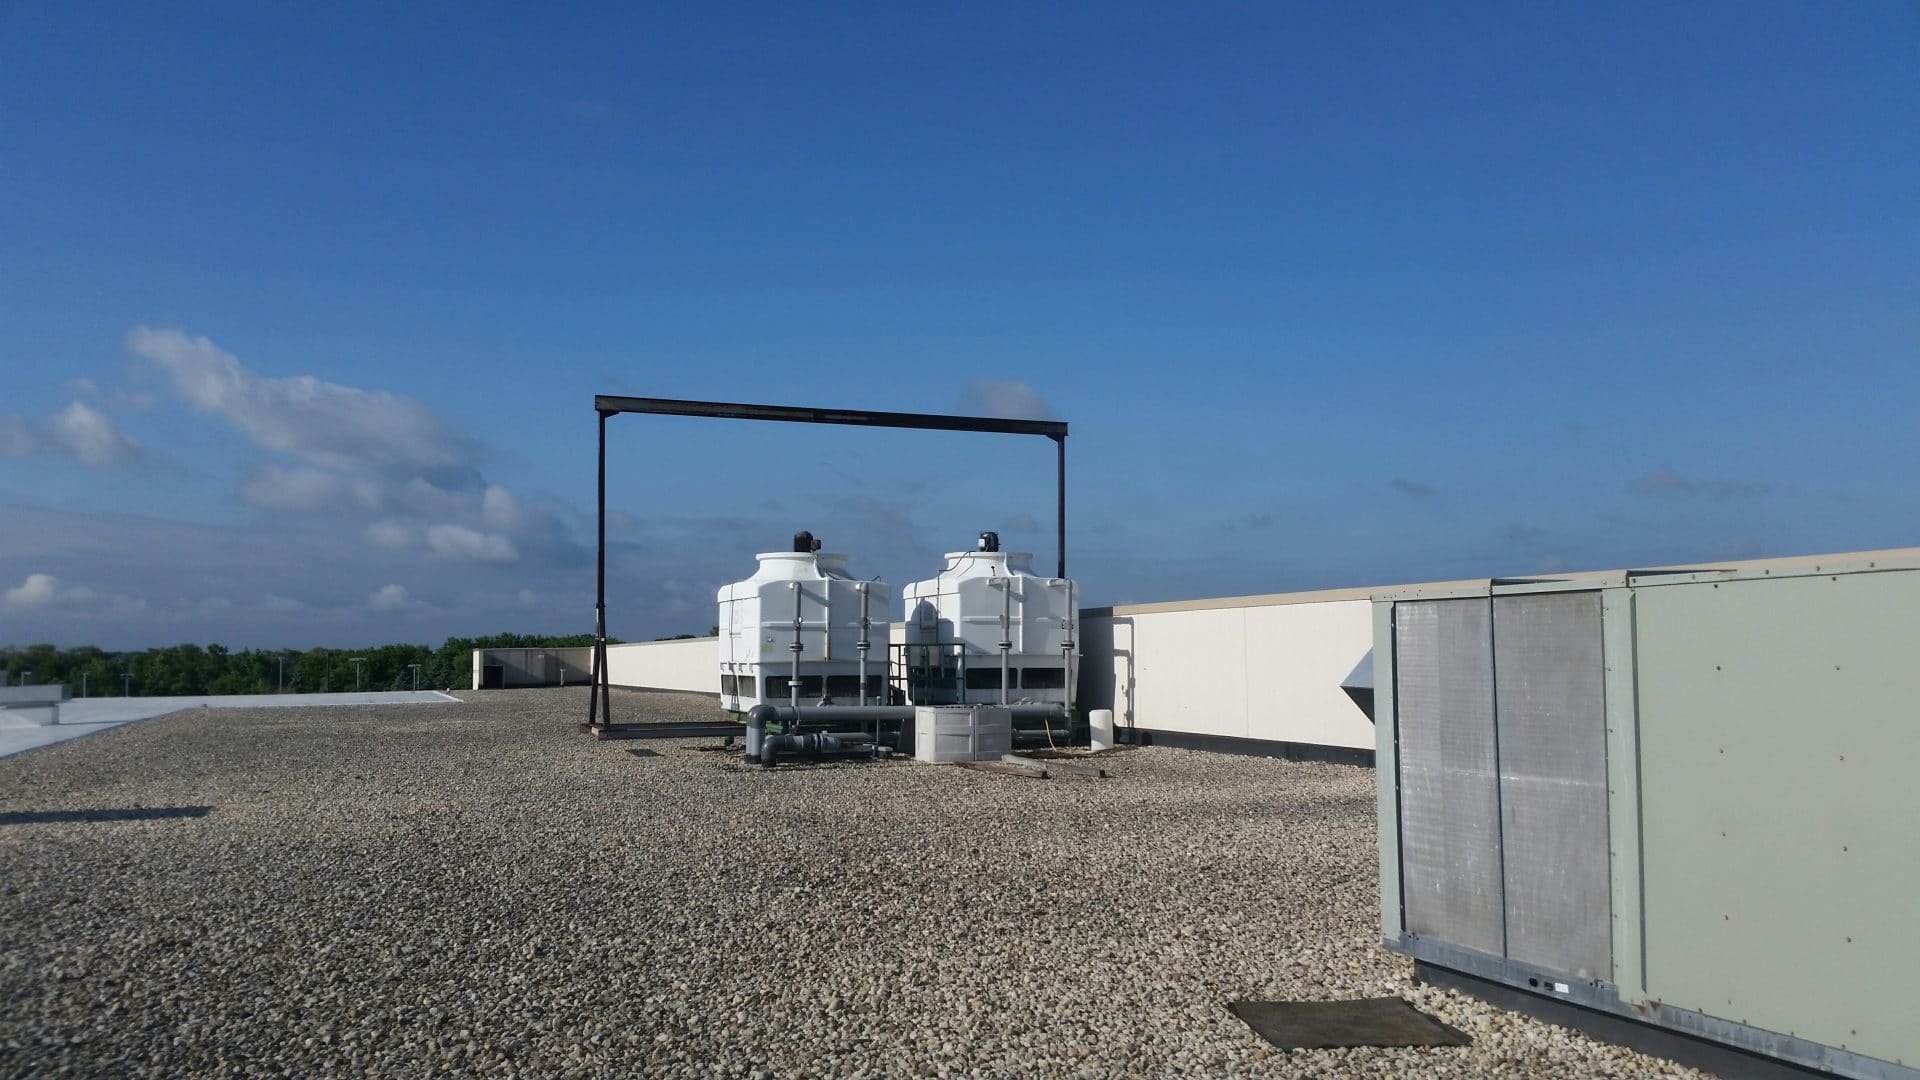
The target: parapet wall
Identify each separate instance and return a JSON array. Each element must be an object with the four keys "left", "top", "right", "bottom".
[
  {"left": 1078, "top": 589, "right": 1375, "bottom": 752},
  {"left": 472, "top": 583, "right": 1380, "bottom": 754}
]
